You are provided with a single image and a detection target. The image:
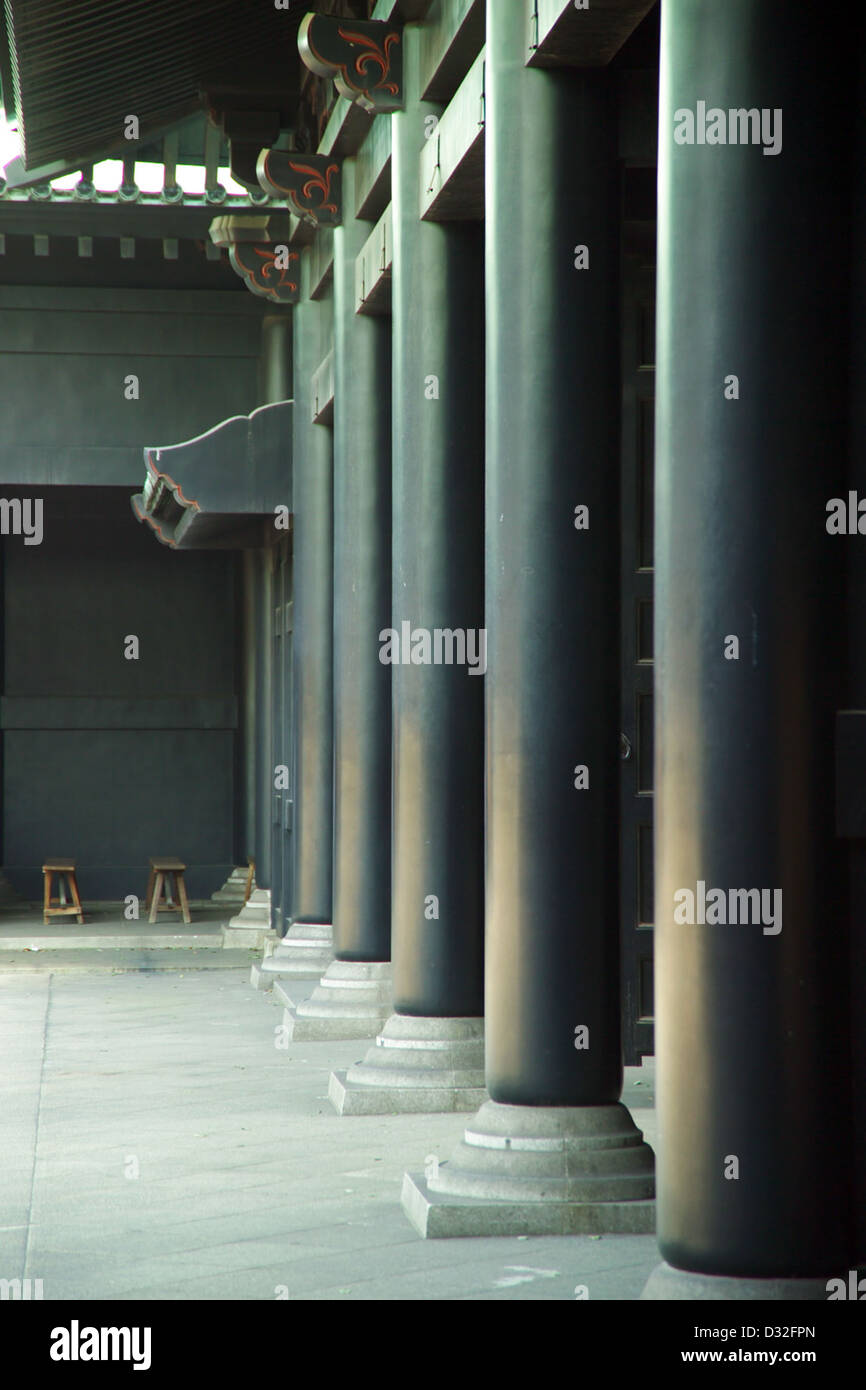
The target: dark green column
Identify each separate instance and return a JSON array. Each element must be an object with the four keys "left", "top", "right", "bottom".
[
  {"left": 647, "top": 0, "right": 855, "bottom": 1295},
  {"left": 259, "top": 312, "right": 292, "bottom": 919},
  {"left": 259, "top": 312, "right": 292, "bottom": 405},
  {"left": 400, "top": 6, "right": 653, "bottom": 1215},
  {"left": 333, "top": 159, "right": 392, "bottom": 962},
  {"left": 250, "top": 313, "right": 292, "bottom": 898},
  {"left": 329, "top": 26, "right": 486, "bottom": 1106},
  {"left": 240, "top": 549, "right": 258, "bottom": 863},
  {"left": 390, "top": 26, "right": 484, "bottom": 1017},
  {"left": 255, "top": 549, "right": 274, "bottom": 892},
  {"left": 485, "top": 3, "right": 620, "bottom": 1105},
  {"left": 290, "top": 257, "right": 334, "bottom": 926}
]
